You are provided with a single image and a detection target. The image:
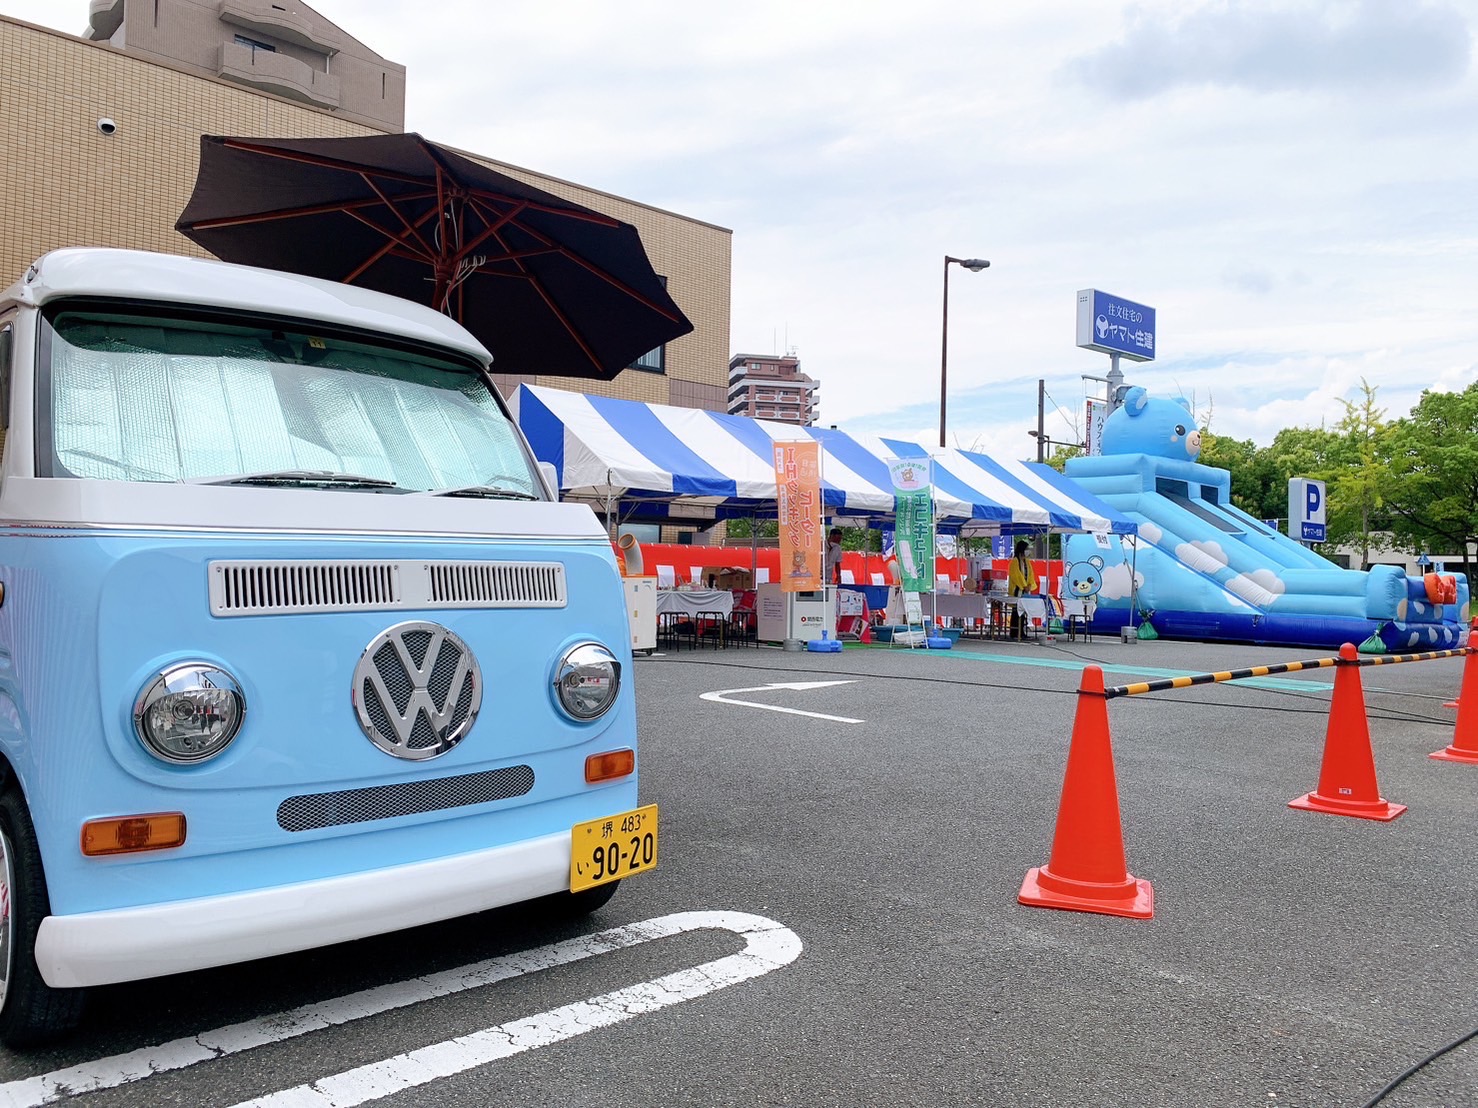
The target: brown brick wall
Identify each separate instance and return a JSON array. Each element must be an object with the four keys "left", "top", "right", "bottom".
[{"left": 0, "top": 14, "right": 731, "bottom": 409}]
